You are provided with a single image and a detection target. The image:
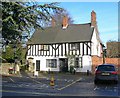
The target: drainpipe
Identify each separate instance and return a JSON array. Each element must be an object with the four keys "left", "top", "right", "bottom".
[{"left": 101, "top": 44, "right": 105, "bottom": 64}]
